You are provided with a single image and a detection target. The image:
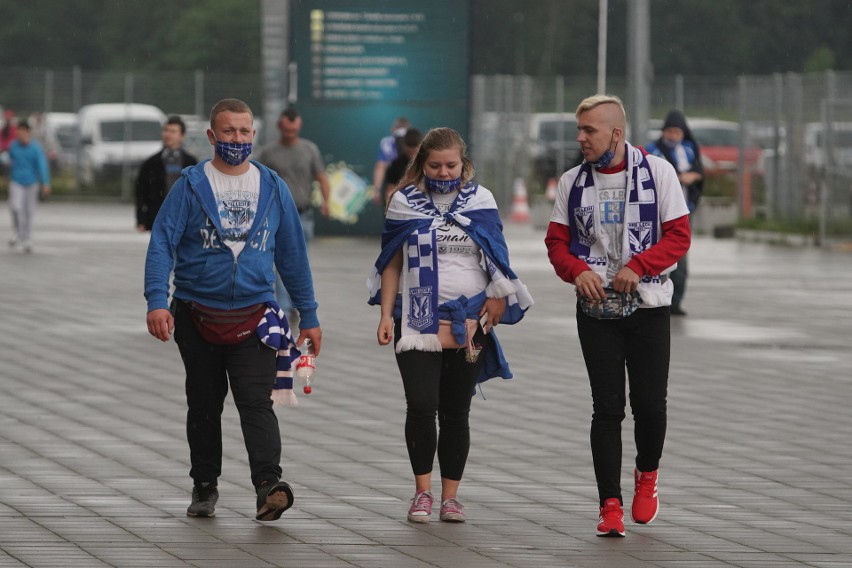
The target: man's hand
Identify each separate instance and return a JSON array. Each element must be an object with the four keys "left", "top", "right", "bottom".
[
  {"left": 574, "top": 270, "right": 606, "bottom": 300},
  {"left": 147, "top": 308, "right": 174, "bottom": 342},
  {"left": 610, "top": 266, "right": 640, "bottom": 294},
  {"left": 297, "top": 326, "right": 323, "bottom": 356}
]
